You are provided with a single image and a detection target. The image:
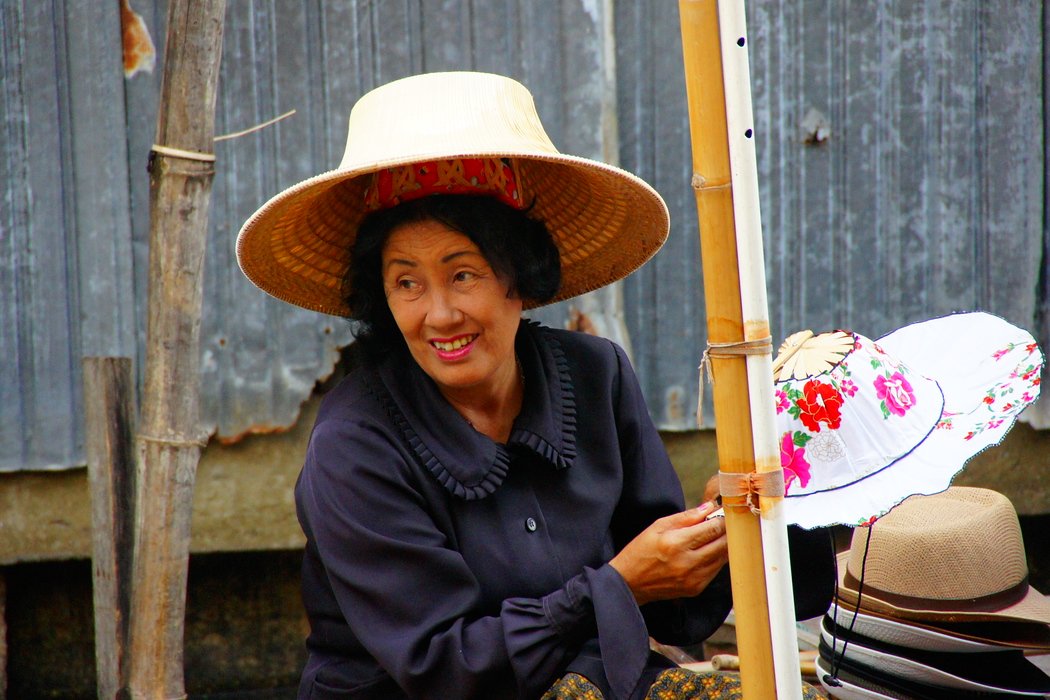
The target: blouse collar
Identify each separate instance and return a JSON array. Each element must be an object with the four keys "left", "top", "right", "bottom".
[{"left": 369, "top": 321, "right": 577, "bottom": 500}]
